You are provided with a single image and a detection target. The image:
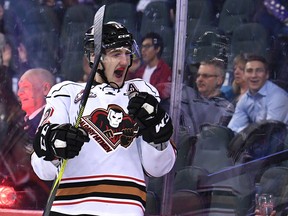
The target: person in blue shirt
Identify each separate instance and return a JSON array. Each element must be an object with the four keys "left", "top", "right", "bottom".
[{"left": 228, "top": 54, "right": 288, "bottom": 133}]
